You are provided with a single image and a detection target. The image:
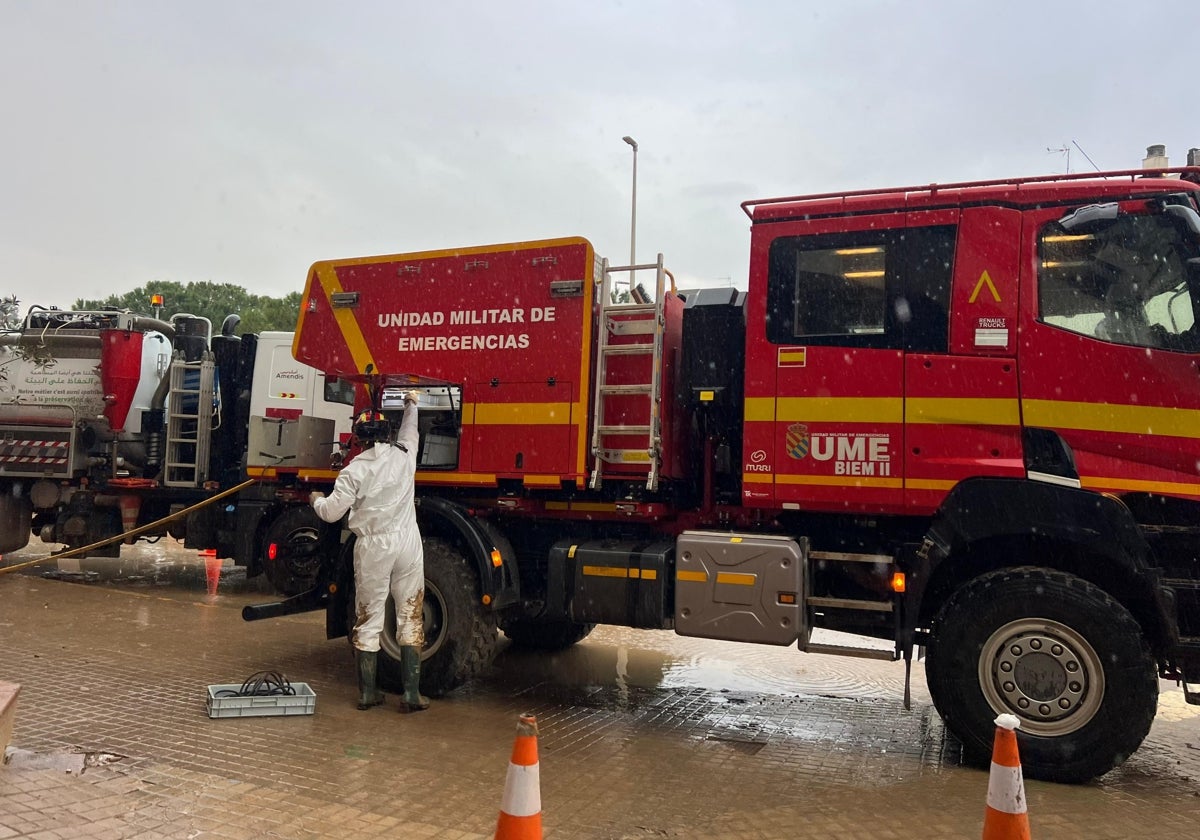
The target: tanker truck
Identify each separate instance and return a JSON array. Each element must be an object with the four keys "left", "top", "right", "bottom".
[
  {"left": 238, "top": 167, "right": 1200, "bottom": 784},
  {"left": 0, "top": 307, "right": 350, "bottom": 593}
]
